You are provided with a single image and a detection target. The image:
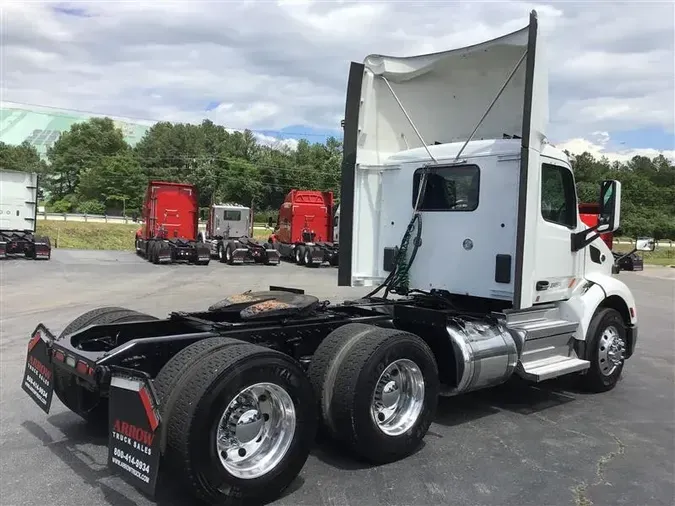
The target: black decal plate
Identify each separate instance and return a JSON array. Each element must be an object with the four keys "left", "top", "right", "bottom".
[
  {"left": 21, "top": 324, "right": 55, "bottom": 414},
  {"left": 108, "top": 373, "right": 162, "bottom": 497}
]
